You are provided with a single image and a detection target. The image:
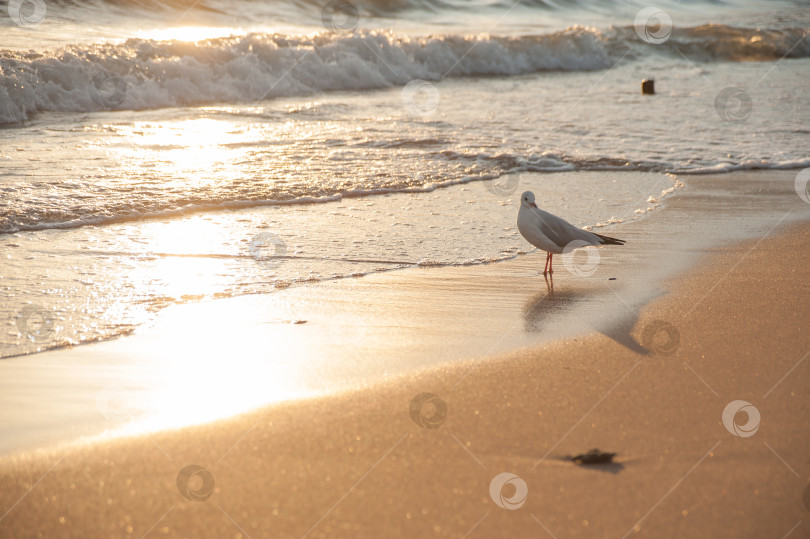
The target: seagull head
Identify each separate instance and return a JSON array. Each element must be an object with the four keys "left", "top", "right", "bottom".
[{"left": 520, "top": 191, "right": 537, "bottom": 209}]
